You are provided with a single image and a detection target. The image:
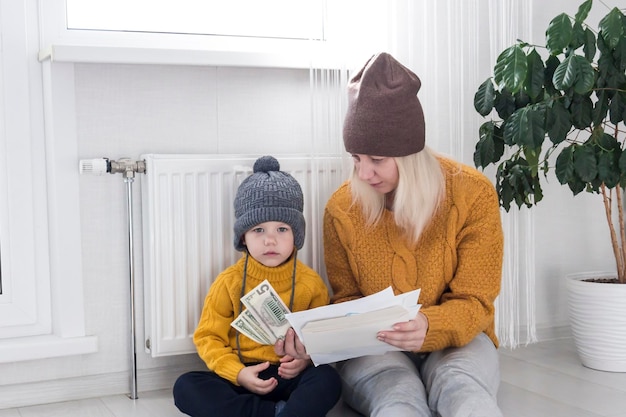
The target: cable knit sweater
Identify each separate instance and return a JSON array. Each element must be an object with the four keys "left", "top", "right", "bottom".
[
  {"left": 193, "top": 253, "right": 330, "bottom": 385},
  {"left": 323, "top": 156, "right": 503, "bottom": 352}
]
